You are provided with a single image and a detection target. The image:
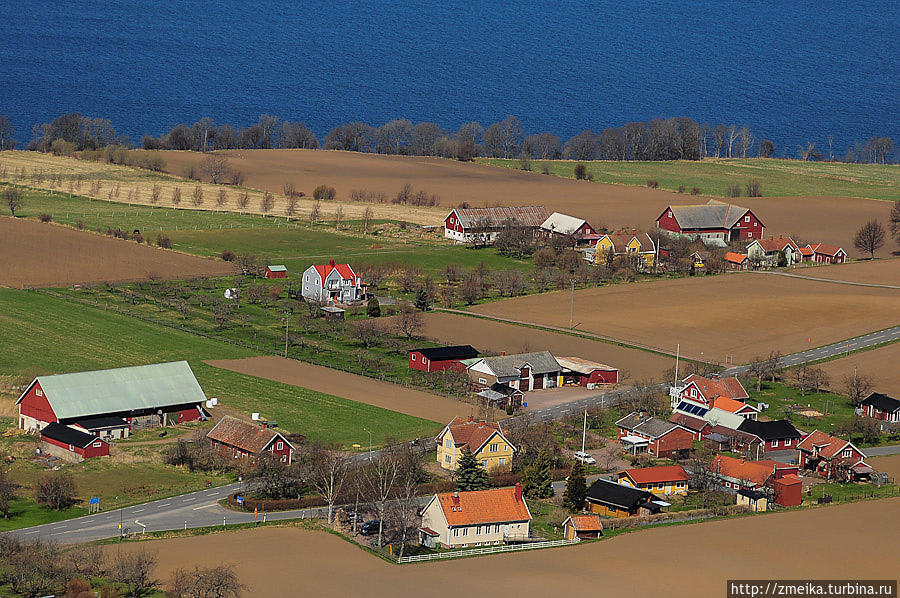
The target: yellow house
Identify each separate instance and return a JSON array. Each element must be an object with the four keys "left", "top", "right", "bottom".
[
  {"left": 624, "top": 233, "right": 657, "bottom": 269},
  {"left": 436, "top": 416, "right": 516, "bottom": 472},
  {"left": 617, "top": 465, "right": 689, "bottom": 496},
  {"left": 594, "top": 234, "right": 617, "bottom": 264}
]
